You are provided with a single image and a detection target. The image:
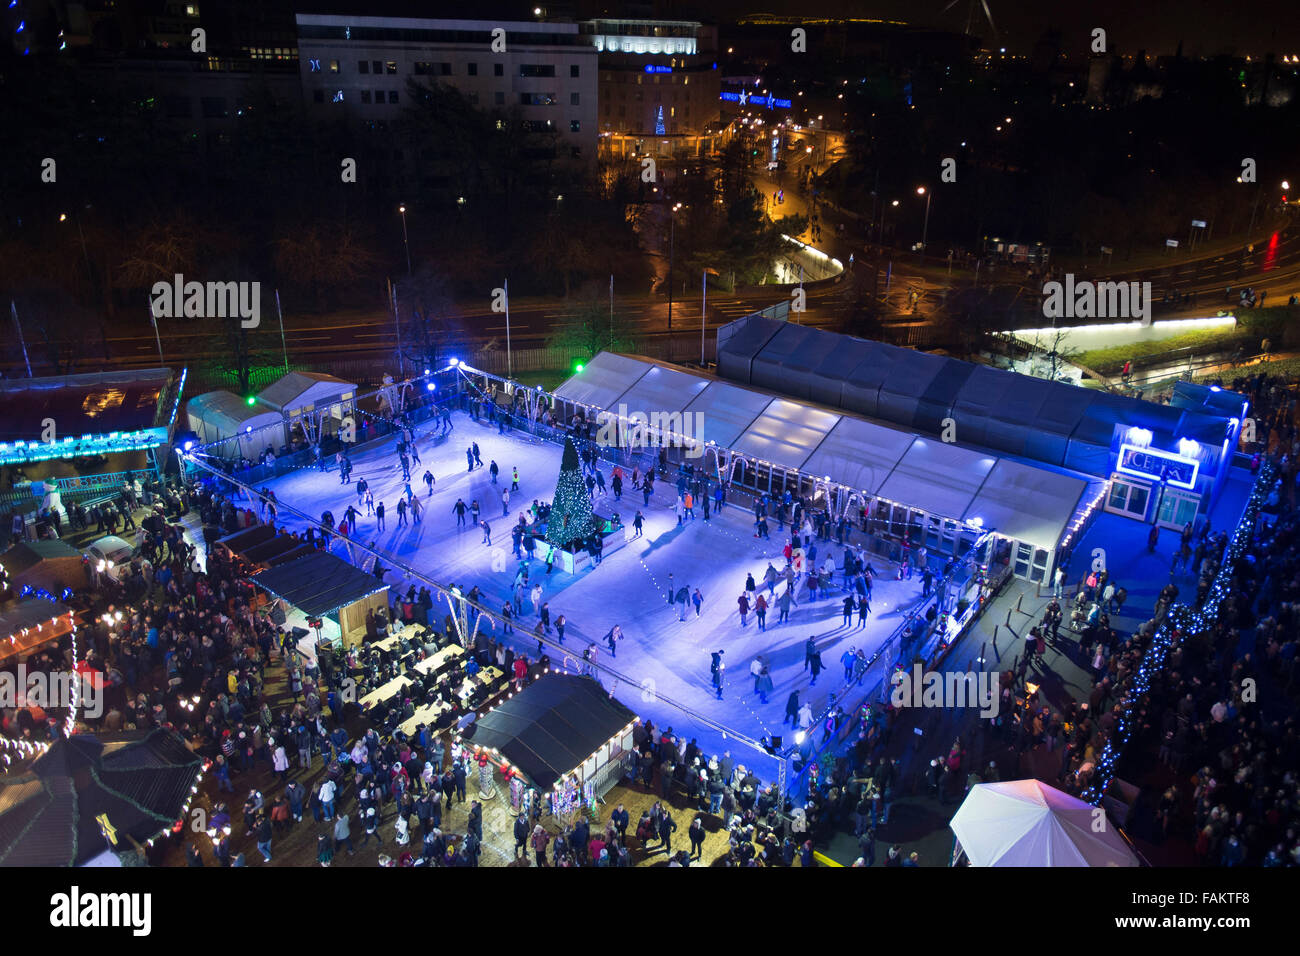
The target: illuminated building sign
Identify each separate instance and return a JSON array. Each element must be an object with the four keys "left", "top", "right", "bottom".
[
  {"left": 1116, "top": 443, "right": 1200, "bottom": 490},
  {"left": 592, "top": 36, "right": 696, "bottom": 55},
  {"left": 644, "top": 64, "right": 672, "bottom": 73},
  {"left": 720, "top": 91, "right": 793, "bottom": 109}
]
